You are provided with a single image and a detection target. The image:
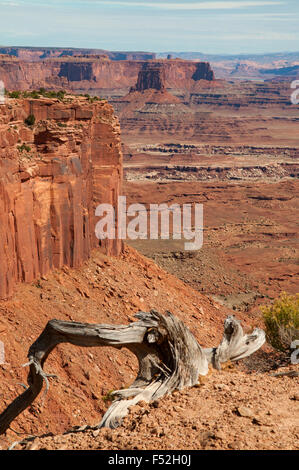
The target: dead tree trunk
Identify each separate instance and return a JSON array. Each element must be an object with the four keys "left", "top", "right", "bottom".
[{"left": 0, "top": 310, "right": 265, "bottom": 435}]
